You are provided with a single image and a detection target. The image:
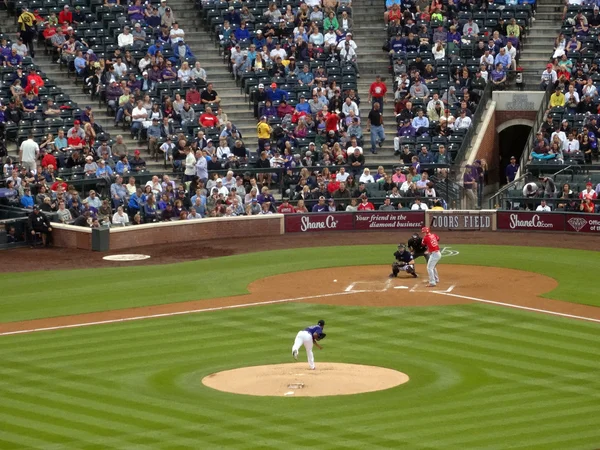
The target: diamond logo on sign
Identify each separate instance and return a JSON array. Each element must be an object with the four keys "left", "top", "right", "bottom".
[{"left": 568, "top": 217, "right": 588, "bottom": 232}]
